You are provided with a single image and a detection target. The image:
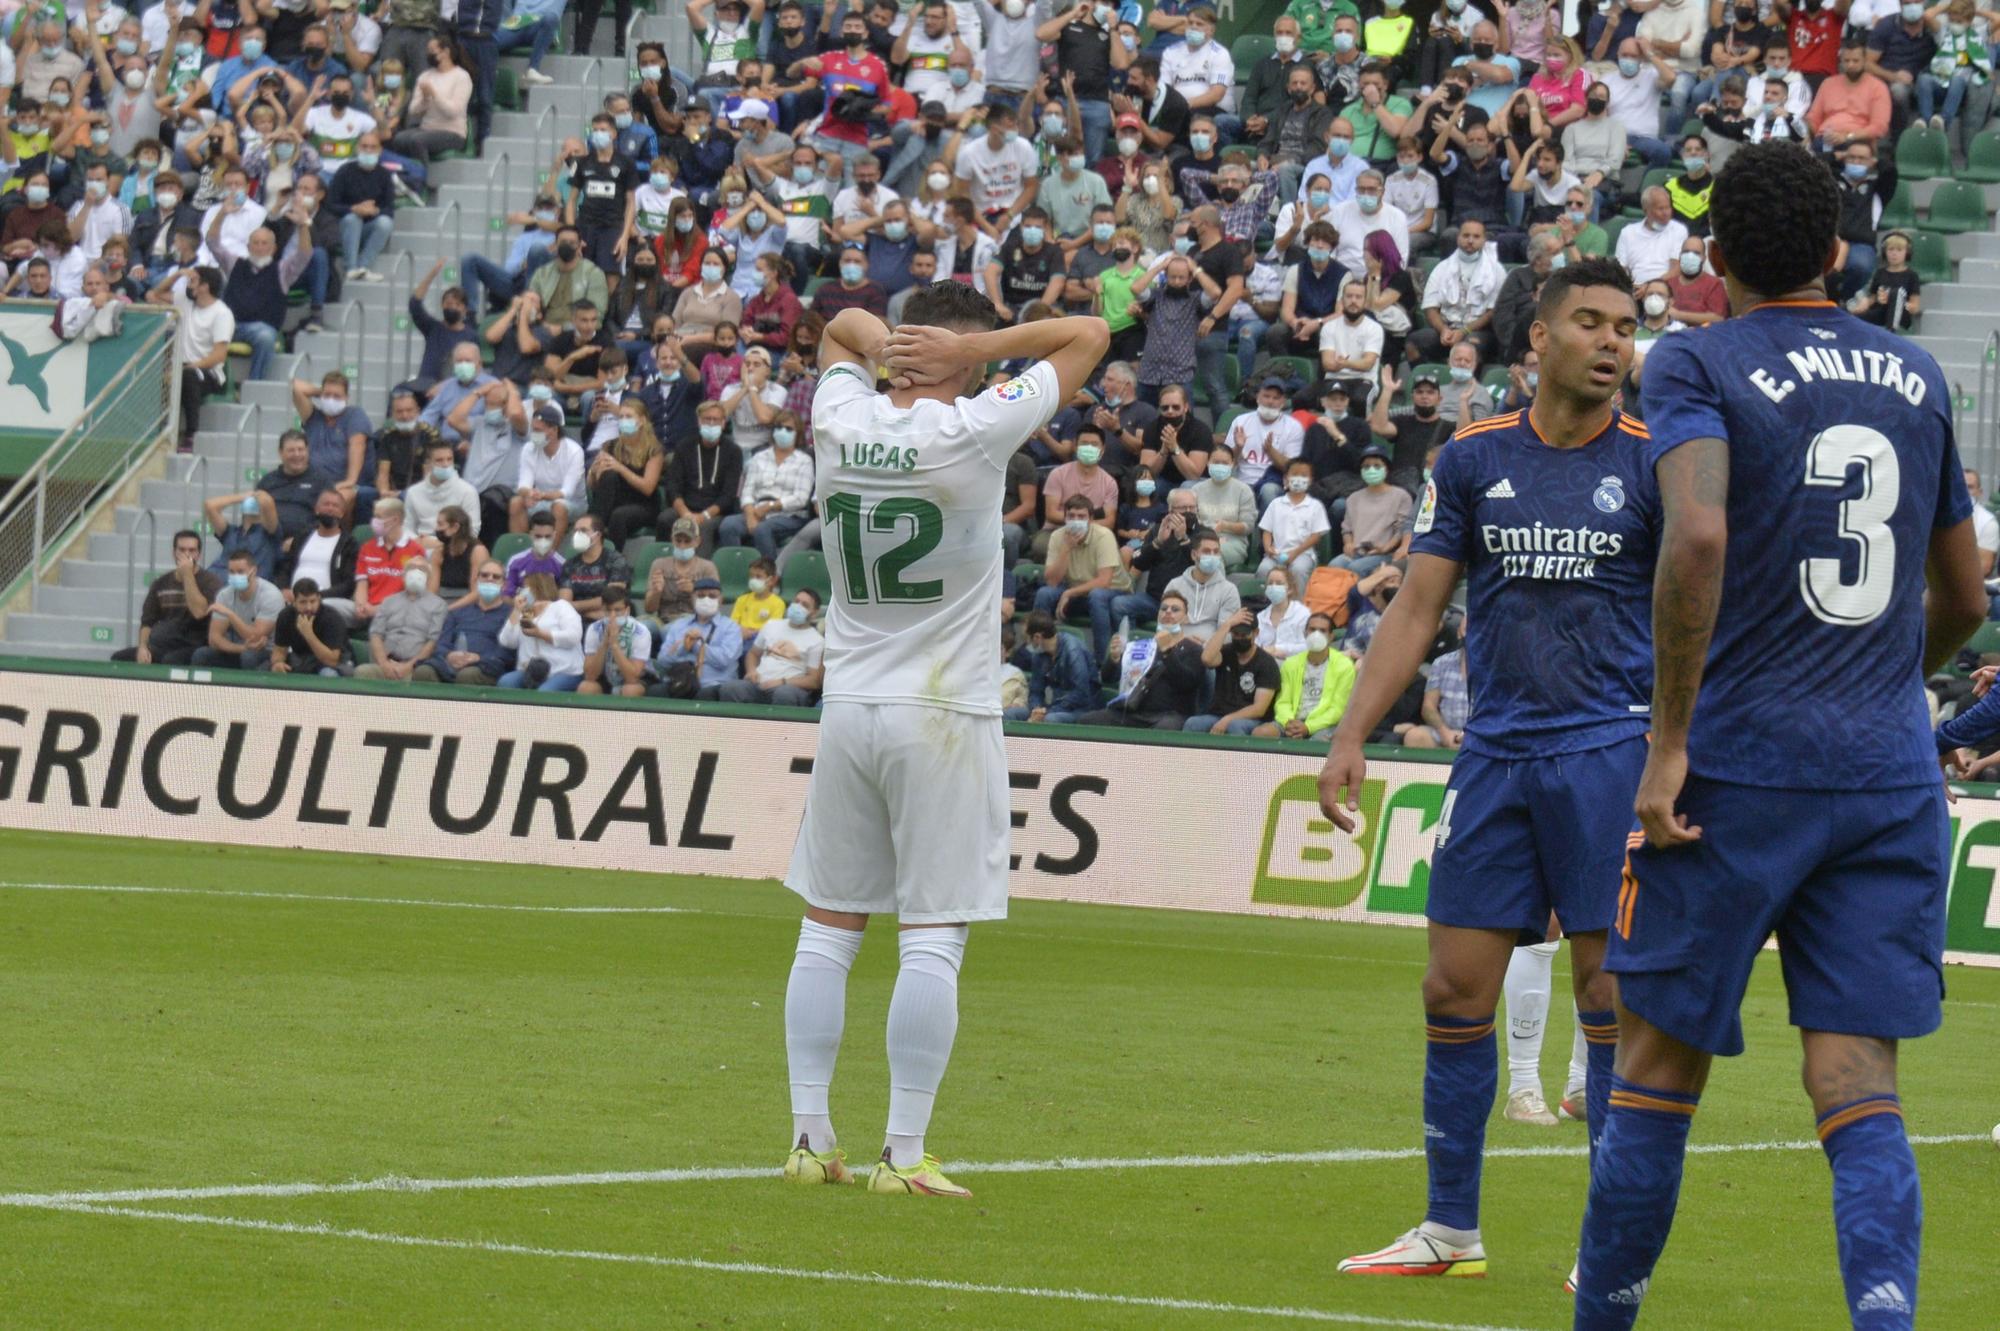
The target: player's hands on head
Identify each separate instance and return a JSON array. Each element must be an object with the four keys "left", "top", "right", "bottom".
[
  {"left": 882, "top": 324, "right": 966, "bottom": 389},
  {"left": 1634, "top": 745, "right": 1701, "bottom": 849}
]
